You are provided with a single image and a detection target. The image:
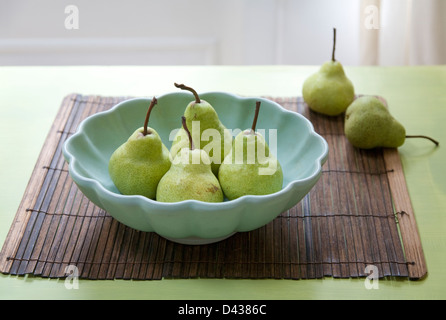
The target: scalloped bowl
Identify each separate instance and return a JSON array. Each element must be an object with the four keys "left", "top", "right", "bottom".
[{"left": 63, "top": 92, "right": 328, "bottom": 245}]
